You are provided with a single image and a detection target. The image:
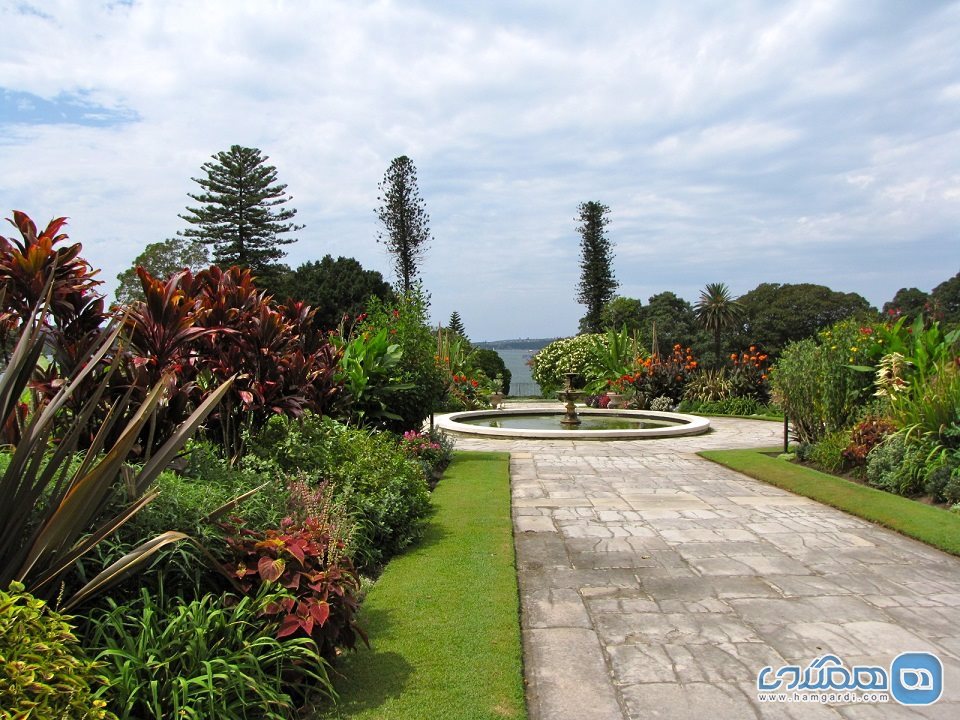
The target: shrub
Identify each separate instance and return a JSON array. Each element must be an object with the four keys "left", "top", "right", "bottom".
[
  {"left": 357, "top": 289, "right": 446, "bottom": 433},
  {"left": 222, "top": 486, "right": 364, "bottom": 661},
  {"left": 627, "top": 344, "right": 699, "bottom": 405},
  {"left": 1, "top": 581, "right": 116, "bottom": 720},
  {"left": 842, "top": 416, "right": 897, "bottom": 468},
  {"left": 530, "top": 334, "right": 603, "bottom": 393},
  {"left": 684, "top": 368, "right": 732, "bottom": 403},
  {"left": 650, "top": 396, "right": 674, "bottom": 411},
  {"left": 770, "top": 321, "right": 883, "bottom": 444},
  {"left": 88, "top": 588, "right": 333, "bottom": 719},
  {"left": 865, "top": 435, "right": 927, "bottom": 496},
  {"left": 808, "top": 429, "right": 852, "bottom": 474},
  {"left": 248, "top": 414, "right": 431, "bottom": 570},
  {"left": 399, "top": 428, "right": 455, "bottom": 480}
]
